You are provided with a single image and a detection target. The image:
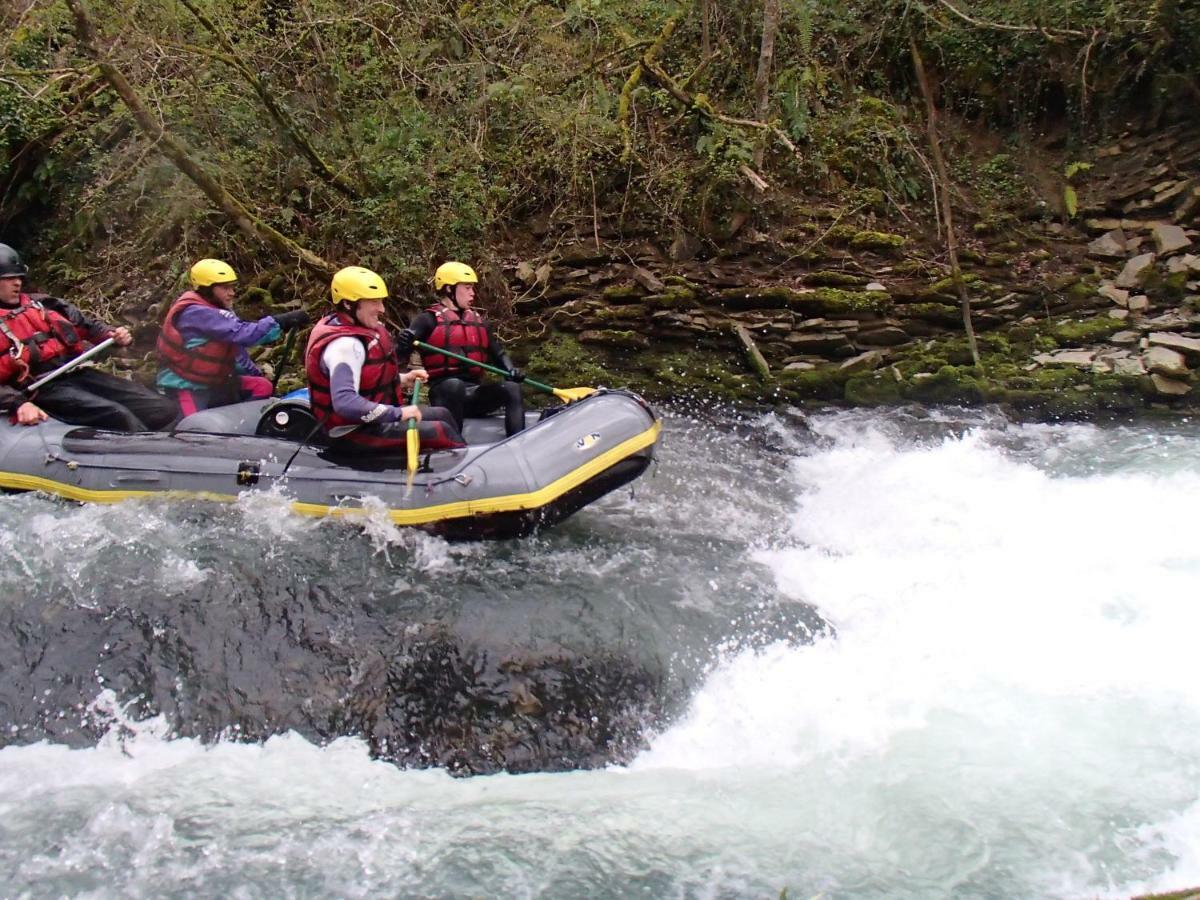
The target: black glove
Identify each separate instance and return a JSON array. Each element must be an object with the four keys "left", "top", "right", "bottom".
[
  {"left": 273, "top": 309, "right": 310, "bottom": 332},
  {"left": 395, "top": 327, "right": 417, "bottom": 355},
  {"left": 506, "top": 366, "right": 525, "bottom": 383}
]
